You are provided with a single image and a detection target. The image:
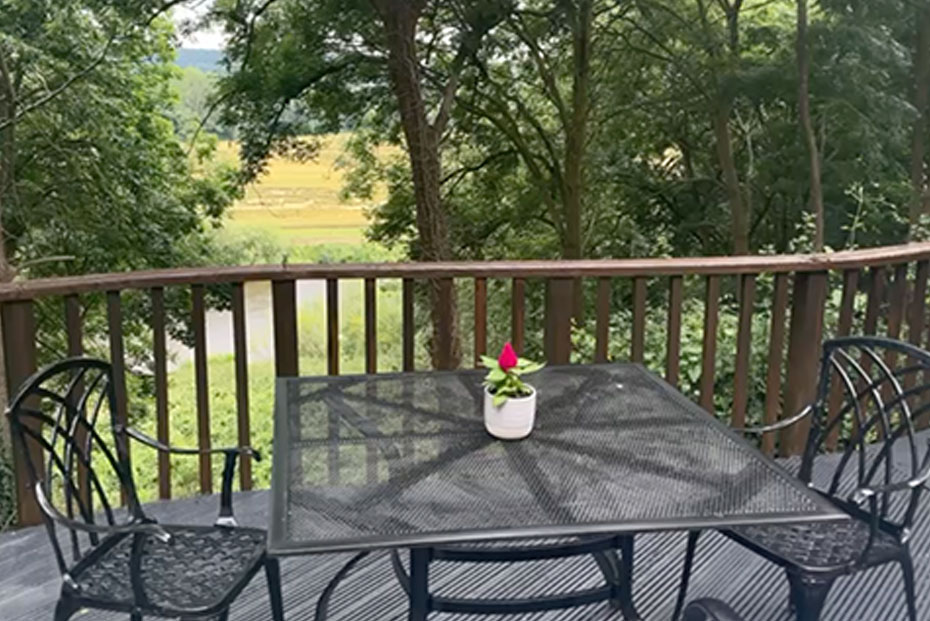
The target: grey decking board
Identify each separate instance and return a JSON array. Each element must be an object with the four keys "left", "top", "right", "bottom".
[{"left": 2, "top": 443, "right": 927, "bottom": 620}]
